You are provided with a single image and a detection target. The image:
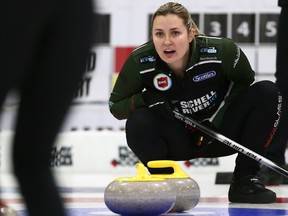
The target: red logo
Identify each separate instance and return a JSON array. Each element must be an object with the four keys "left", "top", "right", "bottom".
[
  {"left": 157, "top": 77, "right": 168, "bottom": 89},
  {"left": 153, "top": 73, "right": 172, "bottom": 91}
]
